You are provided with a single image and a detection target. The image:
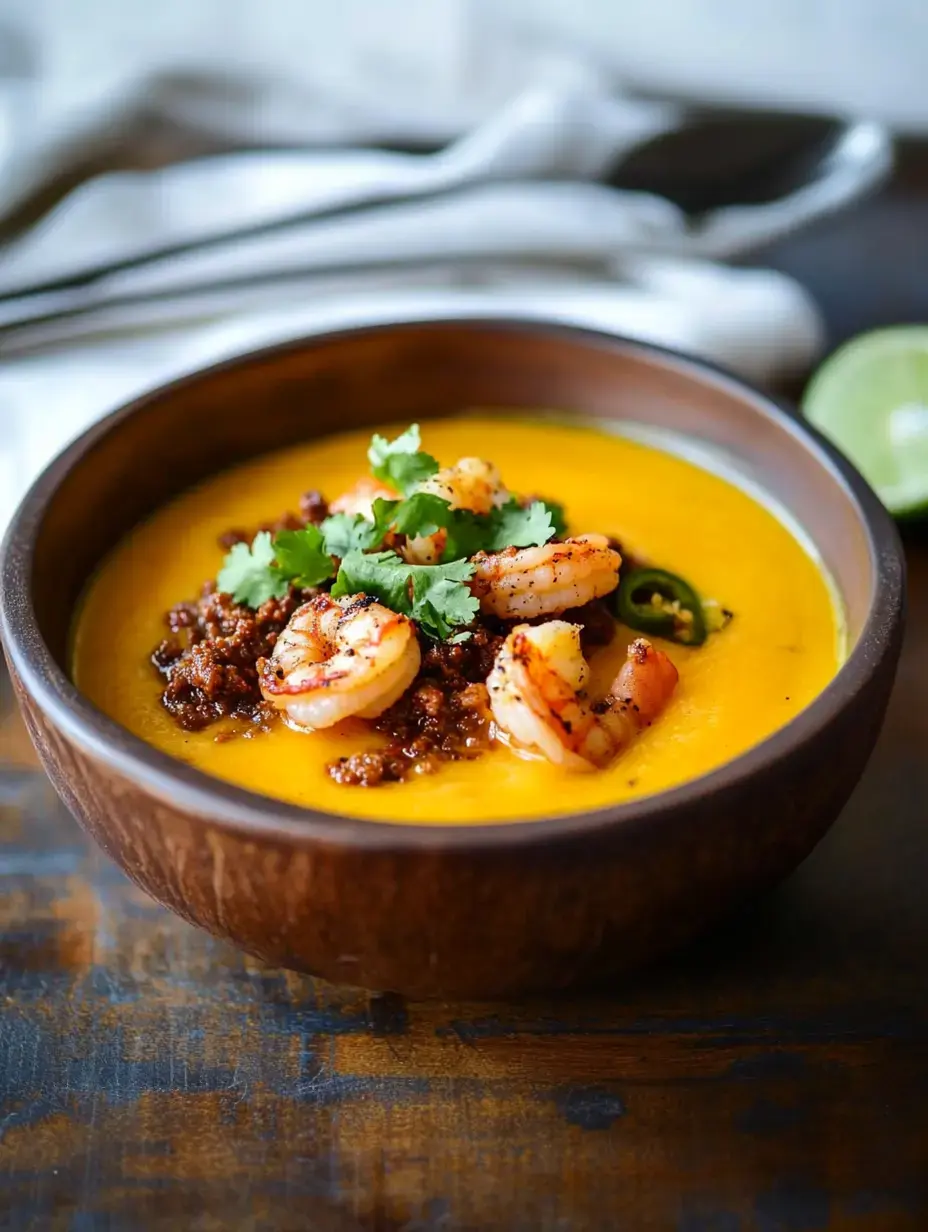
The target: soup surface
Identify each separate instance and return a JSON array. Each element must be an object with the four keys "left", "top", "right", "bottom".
[{"left": 72, "top": 416, "right": 841, "bottom": 824}]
